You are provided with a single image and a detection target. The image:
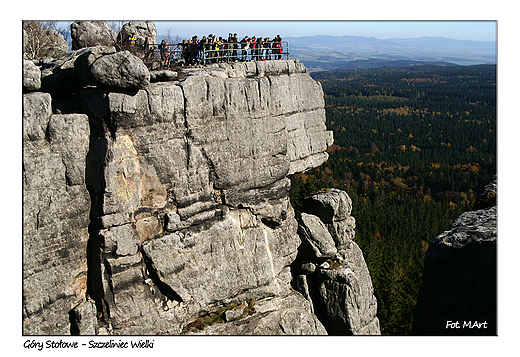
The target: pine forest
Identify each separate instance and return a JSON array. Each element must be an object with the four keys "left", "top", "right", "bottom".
[{"left": 289, "top": 64, "right": 497, "bottom": 335}]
